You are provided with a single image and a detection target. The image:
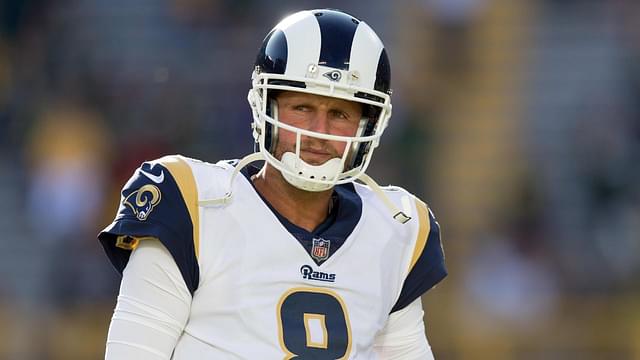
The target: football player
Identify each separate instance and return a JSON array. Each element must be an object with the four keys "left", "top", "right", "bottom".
[{"left": 100, "top": 9, "right": 446, "bottom": 359}]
